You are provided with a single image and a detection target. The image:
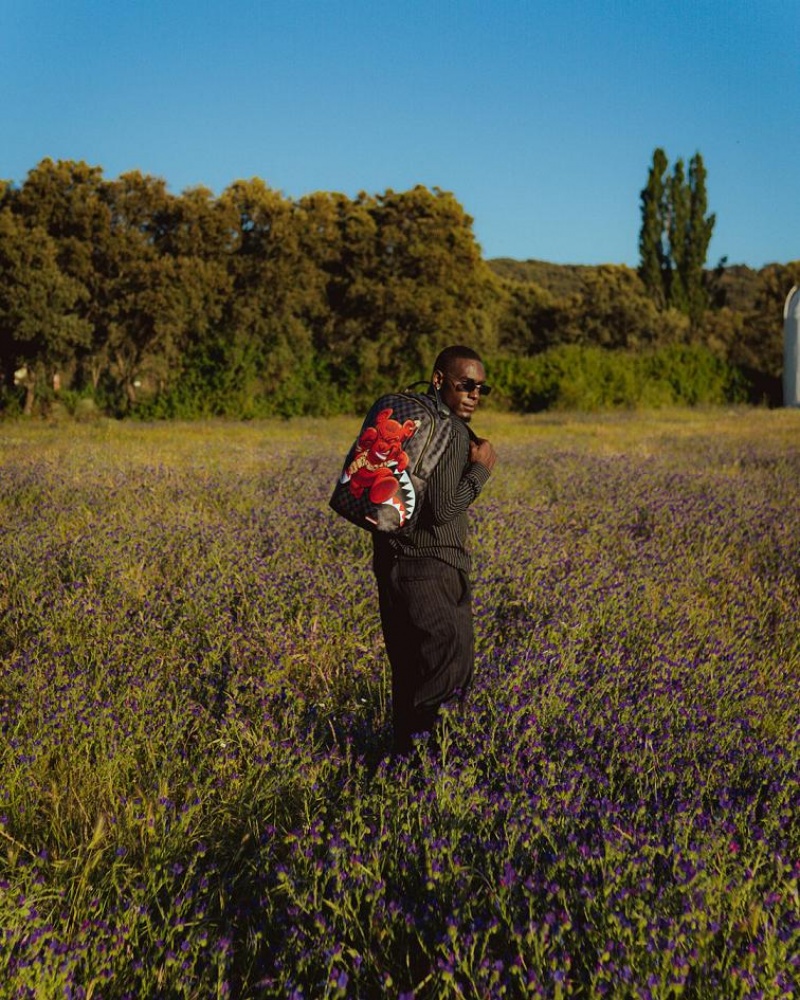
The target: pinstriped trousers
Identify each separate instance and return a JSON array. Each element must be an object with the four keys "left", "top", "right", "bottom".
[{"left": 373, "top": 553, "right": 474, "bottom": 753}]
